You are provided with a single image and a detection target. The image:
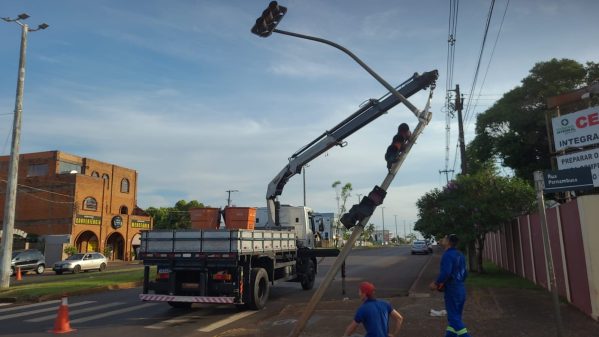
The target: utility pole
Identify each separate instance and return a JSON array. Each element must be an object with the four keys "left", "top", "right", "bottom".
[
  {"left": 302, "top": 166, "right": 306, "bottom": 206},
  {"left": 225, "top": 190, "right": 238, "bottom": 207},
  {"left": 381, "top": 206, "right": 385, "bottom": 245},
  {"left": 455, "top": 84, "right": 467, "bottom": 175},
  {"left": 439, "top": 169, "right": 454, "bottom": 183},
  {"left": 0, "top": 14, "right": 48, "bottom": 289},
  {"left": 394, "top": 215, "right": 398, "bottom": 243},
  {"left": 356, "top": 193, "right": 363, "bottom": 204},
  {"left": 403, "top": 220, "right": 406, "bottom": 240}
]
